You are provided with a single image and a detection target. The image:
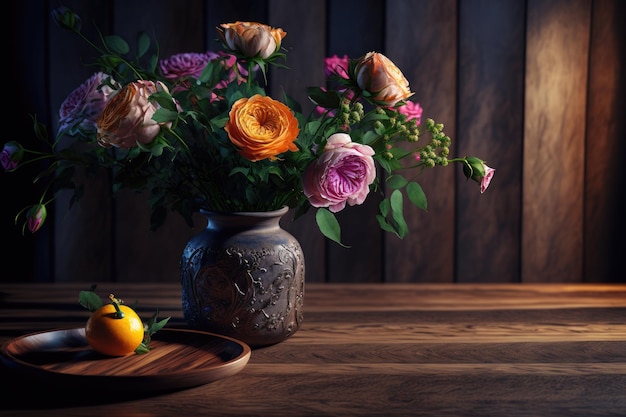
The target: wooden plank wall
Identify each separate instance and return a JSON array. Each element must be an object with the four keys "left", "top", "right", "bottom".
[{"left": 3, "top": 0, "right": 625, "bottom": 284}]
